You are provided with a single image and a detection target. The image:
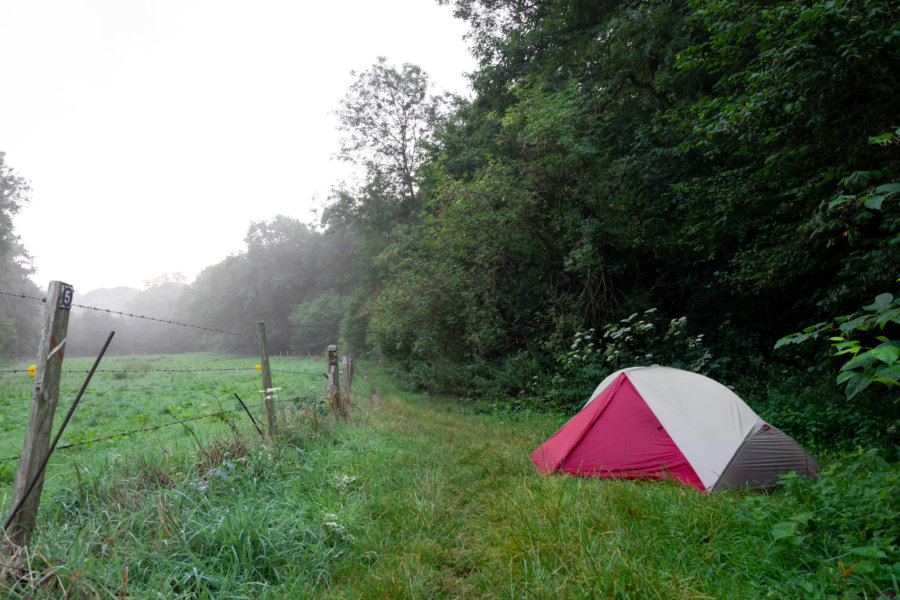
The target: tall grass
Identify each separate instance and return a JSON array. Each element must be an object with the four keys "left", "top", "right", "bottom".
[{"left": 0, "top": 359, "right": 896, "bottom": 598}]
